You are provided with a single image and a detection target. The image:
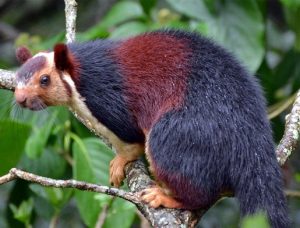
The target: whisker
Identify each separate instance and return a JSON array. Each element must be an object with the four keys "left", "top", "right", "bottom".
[
  {"left": 4, "top": 102, "right": 25, "bottom": 140},
  {"left": 11, "top": 103, "right": 24, "bottom": 121},
  {"left": 36, "top": 98, "right": 50, "bottom": 116},
  {"left": 0, "top": 100, "right": 15, "bottom": 120}
]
